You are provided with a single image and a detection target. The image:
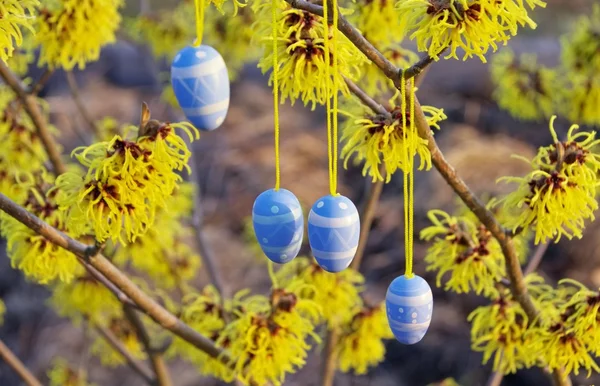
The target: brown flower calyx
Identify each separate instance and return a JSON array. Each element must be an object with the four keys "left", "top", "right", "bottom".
[{"left": 271, "top": 288, "right": 298, "bottom": 312}]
